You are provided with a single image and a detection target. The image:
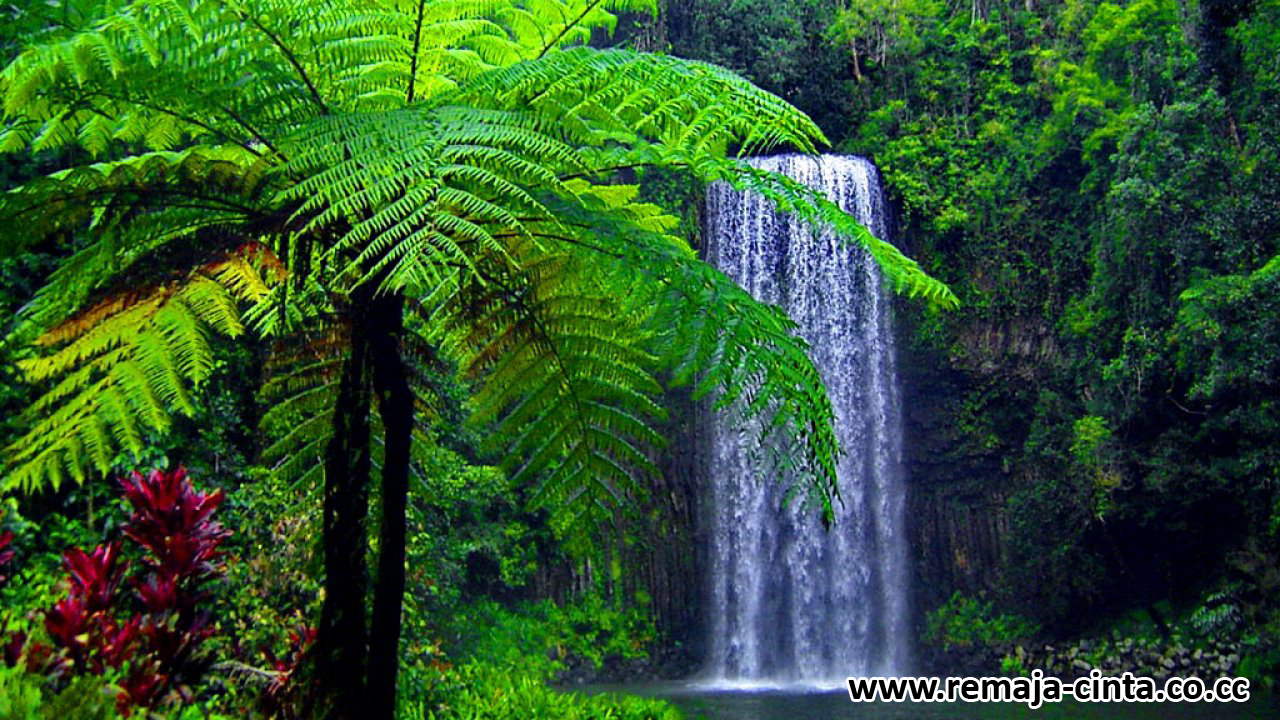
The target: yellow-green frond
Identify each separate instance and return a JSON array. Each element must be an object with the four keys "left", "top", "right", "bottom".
[{"left": 2, "top": 251, "right": 273, "bottom": 493}]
